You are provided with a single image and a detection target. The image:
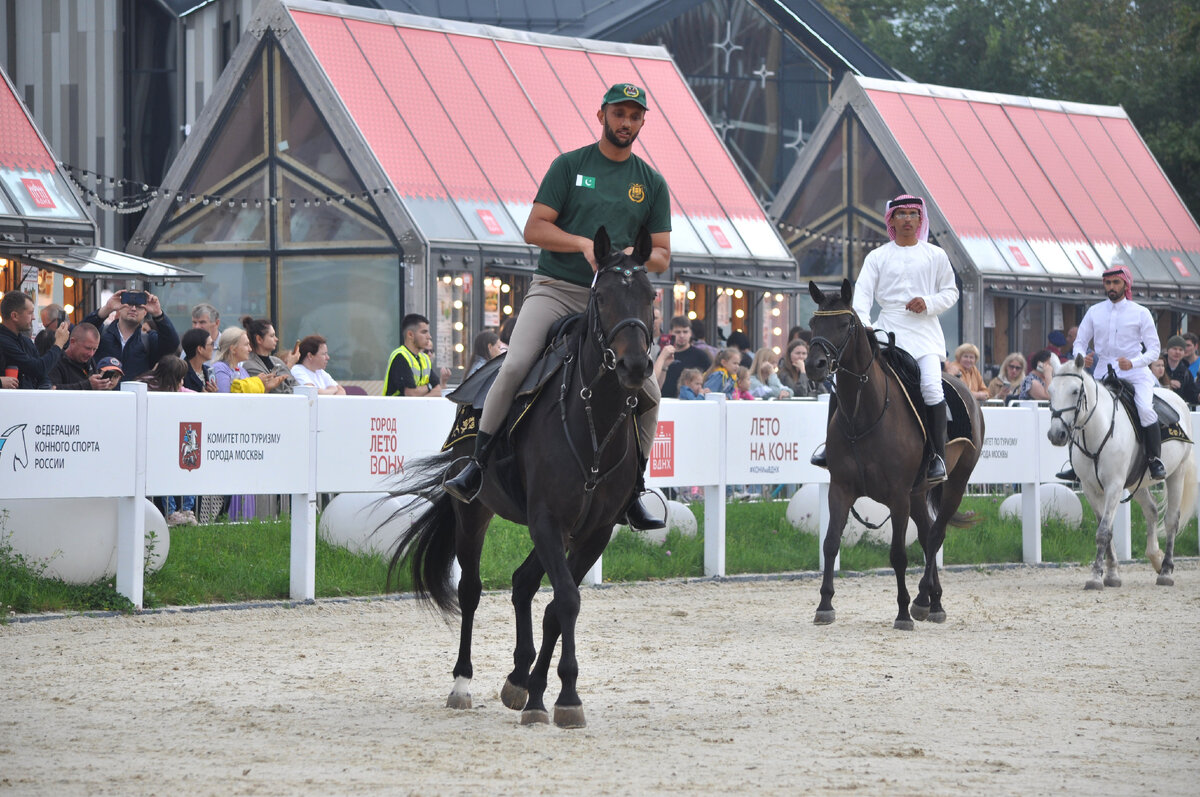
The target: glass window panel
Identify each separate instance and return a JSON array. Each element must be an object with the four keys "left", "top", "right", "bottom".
[
  {"left": 782, "top": 120, "right": 845, "bottom": 236},
  {"left": 277, "top": 254, "right": 401, "bottom": 382},
  {"left": 635, "top": 0, "right": 832, "bottom": 205},
  {"left": 151, "top": 255, "right": 270, "bottom": 326},
  {"left": 181, "top": 51, "right": 267, "bottom": 205},
  {"left": 156, "top": 171, "right": 269, "bottom": 250},
  {"left": 278, "top": 172, "right": 391, "bottom": 247},
  {"left": 796, "top": 219, "right": 849, "bottom": 280},
  {"left": 276, "top": 51, "right": 357, "bottom": 188},
  {"left": 851, "top": 119, "right": 899, "bottom": 209},
  {"left": 435, "top": 271, "right": 473, "bottom": 375}
]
